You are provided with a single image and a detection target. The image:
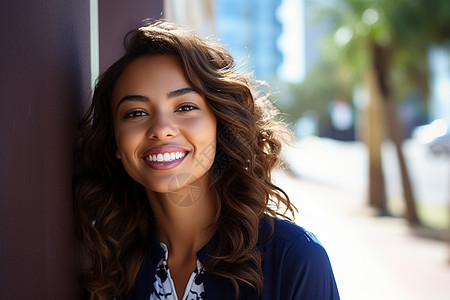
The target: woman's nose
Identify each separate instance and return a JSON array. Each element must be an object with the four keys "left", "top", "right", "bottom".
[{"left": 146, "top": 113, "right": 178, "bottom": 140}]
